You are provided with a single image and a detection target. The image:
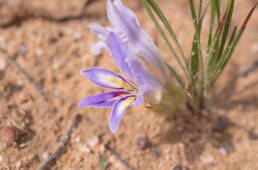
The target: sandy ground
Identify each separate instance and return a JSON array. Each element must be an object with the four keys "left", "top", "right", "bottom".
[{"left": 0, "top": 0, "right": 258, "bottom": 169}]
